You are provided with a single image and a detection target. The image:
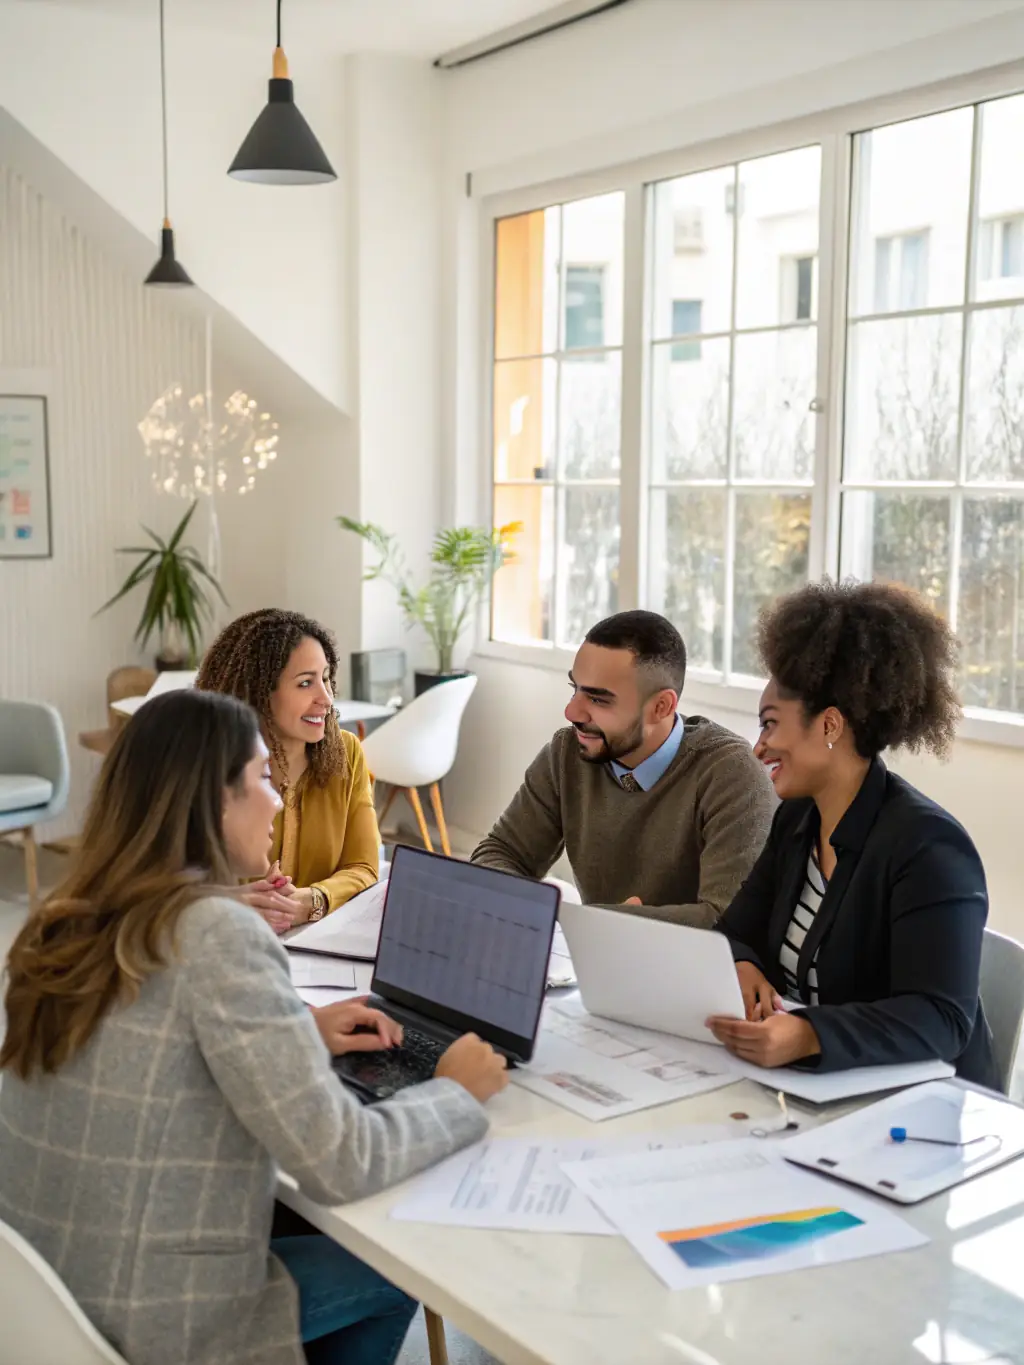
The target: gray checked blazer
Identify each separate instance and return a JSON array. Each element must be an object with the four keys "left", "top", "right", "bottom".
[{"left": 0, "top": 896, "right": 489, "bottom": 1365}]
